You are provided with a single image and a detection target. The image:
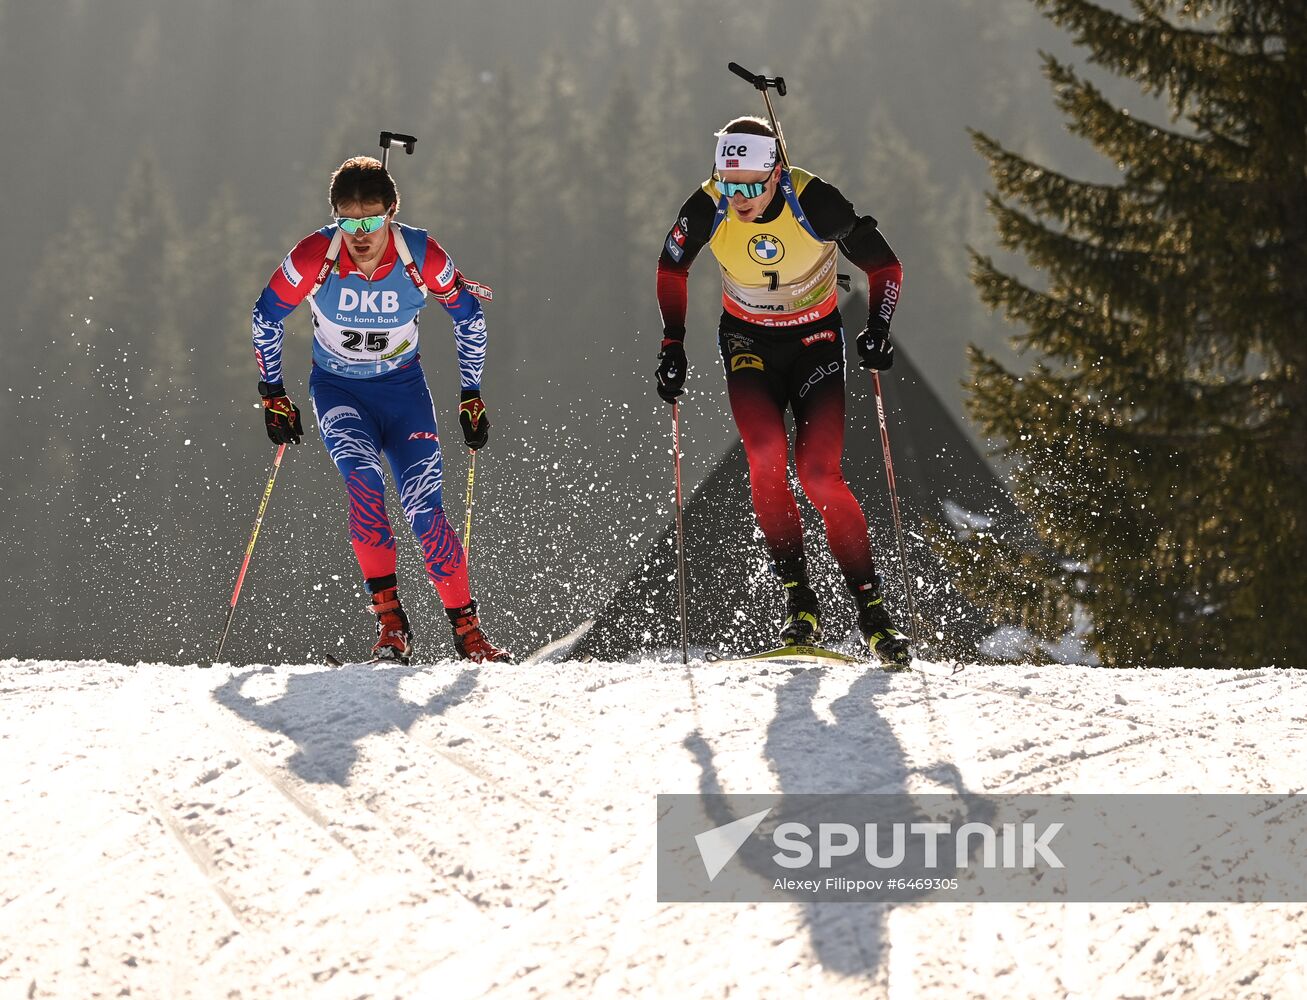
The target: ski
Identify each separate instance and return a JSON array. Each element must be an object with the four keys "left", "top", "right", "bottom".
[
  {"left": 703, "top": 644, "right": 947, "bottom": 674},
  {"left": 705, "top": 644, "right": 866, "bottom": 666},
  {"left": 324, "top": 653, "right": 409, "bottom": 668}
]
